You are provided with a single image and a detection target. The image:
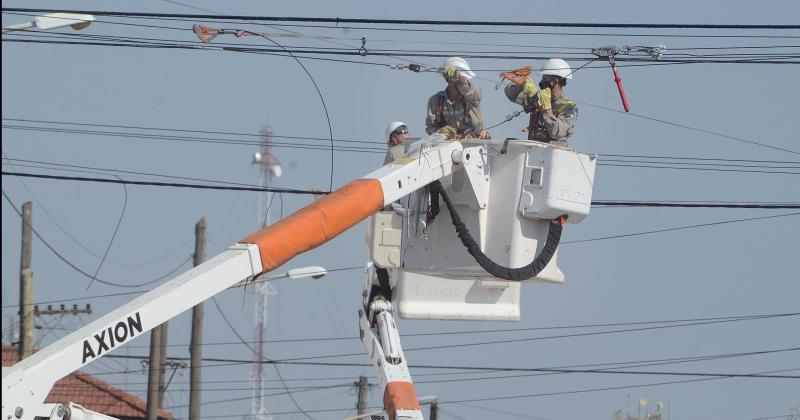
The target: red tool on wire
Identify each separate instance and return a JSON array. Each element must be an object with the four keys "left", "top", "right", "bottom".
[
  {"left": 591, "top": 45, "right": 665, "bottom": 113},
  {"left": 592, "top": 46, "right": 630, "bottom": 112}
]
